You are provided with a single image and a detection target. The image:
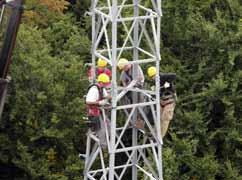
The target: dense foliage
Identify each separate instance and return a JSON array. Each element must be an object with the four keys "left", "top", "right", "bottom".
[{"left": 0, "top": 0, "right": 241, "bottom": 179}]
